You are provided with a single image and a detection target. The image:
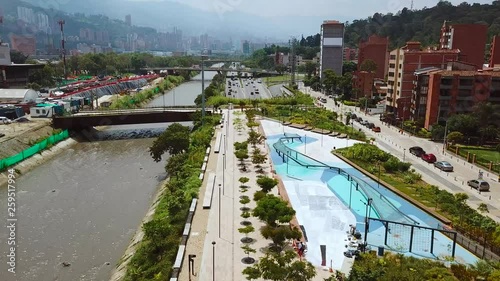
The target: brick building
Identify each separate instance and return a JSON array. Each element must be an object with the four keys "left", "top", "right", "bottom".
[
  {"left": 386, "top": 42, "right": 460, "bottom": 119},
  {"left": 9, "top": 34, "right": 36, "bottom": 56},
  {"left": 490, "top": 35, "right": 500, "bottom": 67},
  {"left": 357, "top": 35, "right": 389, "bottom": 79},
  {"left": 422, "top": 69, "right": 500, "bottom": 129},
  {"left": 352, "top": 71, "right": 375, "bottom": 99},
  {"left": 439, "top": 21, "right": 488, "bottom": 69},
  {"left": 343, "top": 47, "right": 357, "bottom": 62}
]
